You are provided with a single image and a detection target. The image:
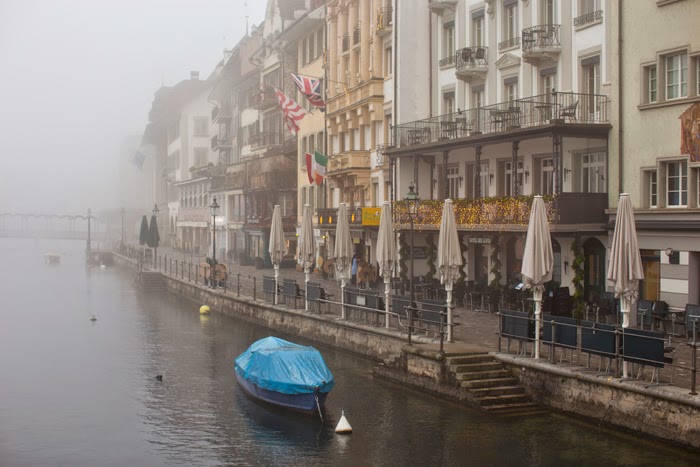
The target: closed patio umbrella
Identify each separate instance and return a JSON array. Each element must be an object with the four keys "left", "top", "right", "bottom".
[
  {"left": 521, "top": 195, "right": 553, "bottom": 360},
  {"left": 376, "top": 201, "right": 397, "bottom": 328},
  {"left": 268, "top": 205, "right": 287, "bottom": 305},
  {"left": 147, "top": 214, "right": 160, "bottom": 267},
  {"left": 334, "top": 203, "right": 354, "bottom": 319},
  {"left": 139, "top": 215, "right": 148, "bottom": 246},
  {"left": 607, "top": 193, "right": 644, "bottom": 378},
  {"left": 297, "top": 204, "right": 315, "bottom": 311},
  {"left": 437, "top": 199, "right": 463, "bottom": 342}
]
